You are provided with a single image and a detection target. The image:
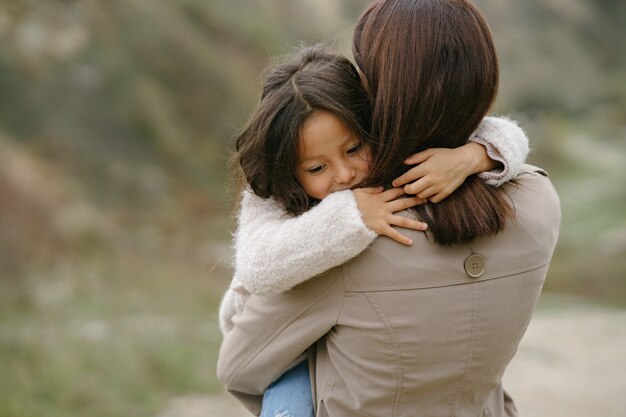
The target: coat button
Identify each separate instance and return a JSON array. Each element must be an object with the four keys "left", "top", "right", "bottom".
[{"left": 464, "top": 254, "right": 485, "bottom": 278}]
